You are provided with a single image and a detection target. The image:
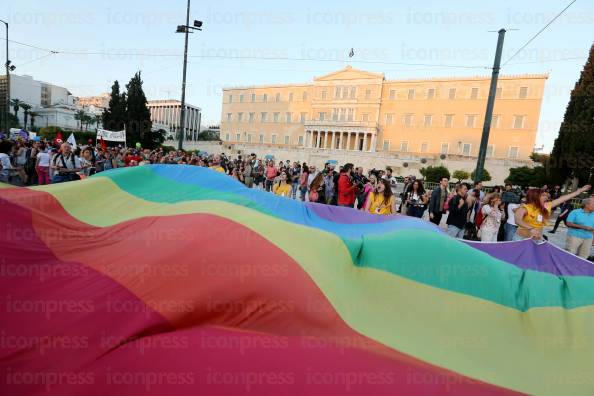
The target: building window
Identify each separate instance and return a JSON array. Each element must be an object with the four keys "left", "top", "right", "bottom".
[
  {"left": 496, "top": 87, "right": 502, "bottom": 99},
  {"left": 427, "top": 88, "right": 435, "bottom": 99},
  {"left": 273, "top": 112, "right": 280, "bottom": 122},
  {"left": 247, "top": 134, "right": 252, "bottom": 143},
  {"left": 302, "top": 91, "right": 308, "bottom": 101},
  {"left": 365, "top": 89, "right": 371, "bottom": 100},
  {"left": 491, "top": 114, "right": 500, "bottom": 128},
  {"left": 362, "top": 113, "right": 369, "bottom": 122},
  {"left": 508, "top": 146, "right": 519, "bottom": 159},
  {"left": 385, "top": 113, "right": 394, "bottom": 125},
  {"left": 286, "top": 112, "right": 292, "bottom": 123},
  {"left": 263, "top": 94, "right": 268, "bottom": 102},
  {"left": 341, "top": 86, "right": 348, "bottom": 99},
  {"left": 513, "top": 115, "right": 525, "bottom": 129},
  {"left": 448, "top": 88, "right": 456, "bottom": 99},
  {"left": 237, "top": 112, "right": 243, "bottom": 123},
  {"left": 347, "top": 108, "right": 354, "bottom": 121},
  {"left": 421, "top": 142, "right": 429, "bottom": 153},
  {"left": 383, "top": 140, "right": 390, "bottom": 151},
  {"left": 519, "top": 87, "right": 528, "bottom": 99},
  {"left": 440, "top": 143, "right": 449, "bottom": 154},
  {"left": 229, "top": 94, "right": 233, "bottom": 103},
  {"left": 225, "top": 133, "right": 230, "bottom": 141},
  {"left": 226, "top": 113, "right": 232, "bottom": 122},
  {"left": 444, "top": 114, "right": 454, "bottom": 128},
  {"left": 251, "top": 93, "right": 256, "bottom": 102},
  {"left": 407, "top": 89, "right": 415, "bottom": 100},
  {"left": 403, "top": 114, "right": 413, "bottom": 127},
  {"left": 335, "top": 86, "right": 341, "bottom": 98},
  {"left": 249, "top": 112, "right": 255, "bottom": 123},
  {"left": 300, "top": 112, "right": 307, "bottom": 123},
  {"left": 261, "top": 112, "right": 267, "bottom": 122},
  {"left": 389, "top": 89, "right": 396, "bottom": 100},
  {"left": 332, "top": 108, "right": 339, "bottom": 121},
  {"left": 259, "top": 134, "right": 264, "bottom": 143},
  {"left": 350, "top": 87, "right": 356, "bottom": 98},
  {"left": 466, "top": 114, "right": 477, "bottom": 128},
  {"left": 298, "top": 136, "right": 304, "bottom": 146},
  {"left": 271, "top": 134, "right": 277, "bottom": 144},
  {"left": 236, "top": 133, "right": 241, "bottom": 141},
  {"left": 318, "top": 112, "right": 325, "bottom": 121},
  {"left": 462, "top": 143, "right": 472, "bottom": 156},
  {"left": 400, "top": 141, "right": 409, "bottom": 152},
  {"left": 470, "top": 88, "right": 479, "bottom": 99},
  {"left": 423, "top": 114, "right": 432, "bottom": 127},
  {"left": 284, "top": 135, "right": 290, "bottom": 145},
  {"left": 288, "top": 92, "right": 293, "bottom": 102},
  {"left": 275, "top": 93, "right": 281, "bottom": 102},
  {"left": 321, "top": 90, "right": 327, "bottom": 100},
  {"left": 486, "top": 145, "right": 494, "bottom": 157},
  {"left": 239, "top": 94, "right": 244, "bottom": 103}
]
